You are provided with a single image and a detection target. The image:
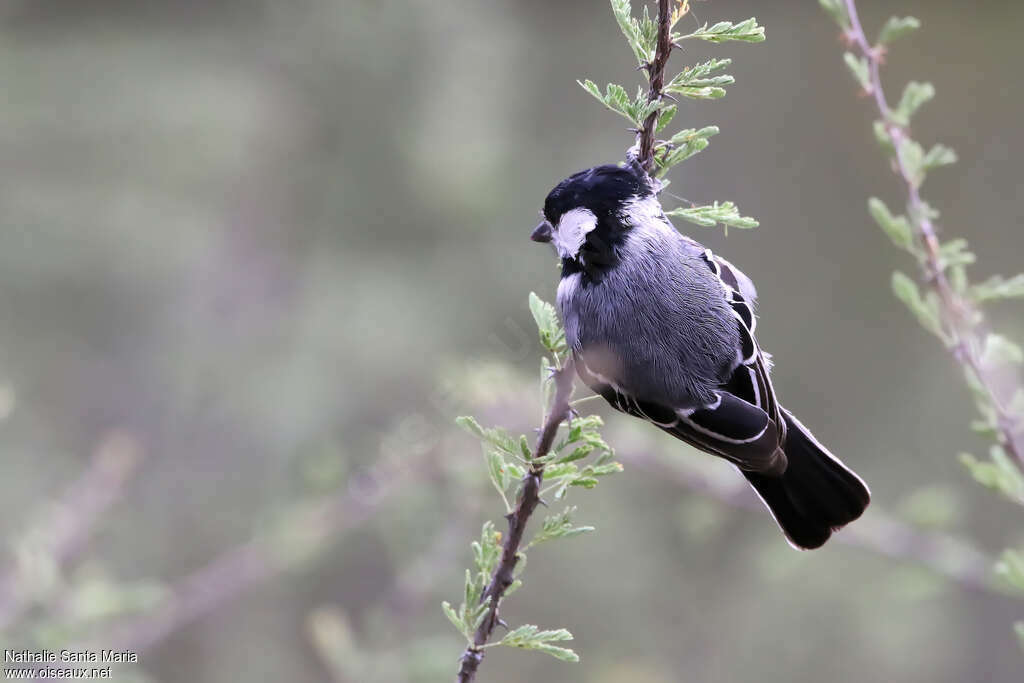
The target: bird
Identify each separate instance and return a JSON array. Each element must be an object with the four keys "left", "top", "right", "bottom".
[{"left": 530, "top": 162, "right": 869, "bottom": 549}]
